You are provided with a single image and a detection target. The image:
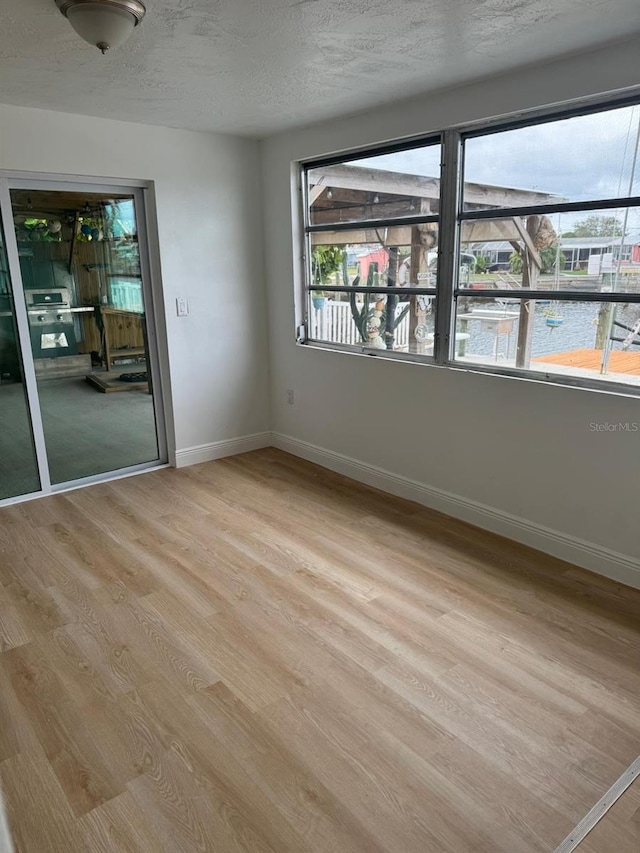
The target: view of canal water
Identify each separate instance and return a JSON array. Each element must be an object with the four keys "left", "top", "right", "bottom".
[{"left": 459, "top": 300, "right": 640, "bottom": 361}]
